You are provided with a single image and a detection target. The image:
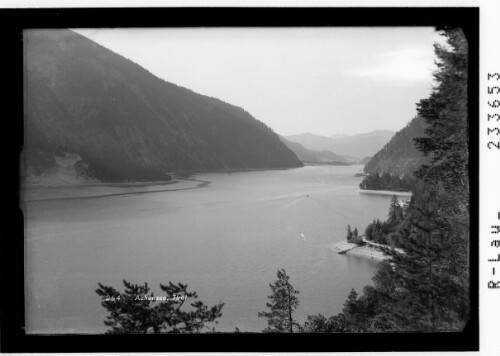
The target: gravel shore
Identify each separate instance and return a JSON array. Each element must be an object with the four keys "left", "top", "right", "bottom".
[
  {"left": 334, "top": 241, "right": 388, "bottom": 261},
  {"left": 345, "top": 245, "right": 388, "bottom": 261}
]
